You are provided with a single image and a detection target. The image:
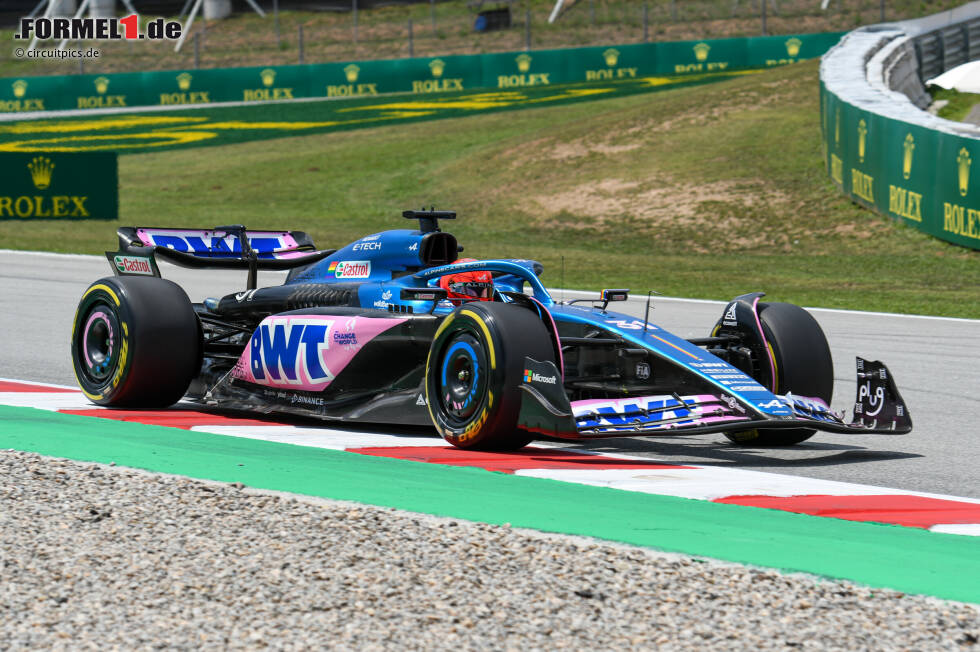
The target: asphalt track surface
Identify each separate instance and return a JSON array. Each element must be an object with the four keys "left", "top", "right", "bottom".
[{"left": 2, "top": 249, "right": 978, "bottom": 499}]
